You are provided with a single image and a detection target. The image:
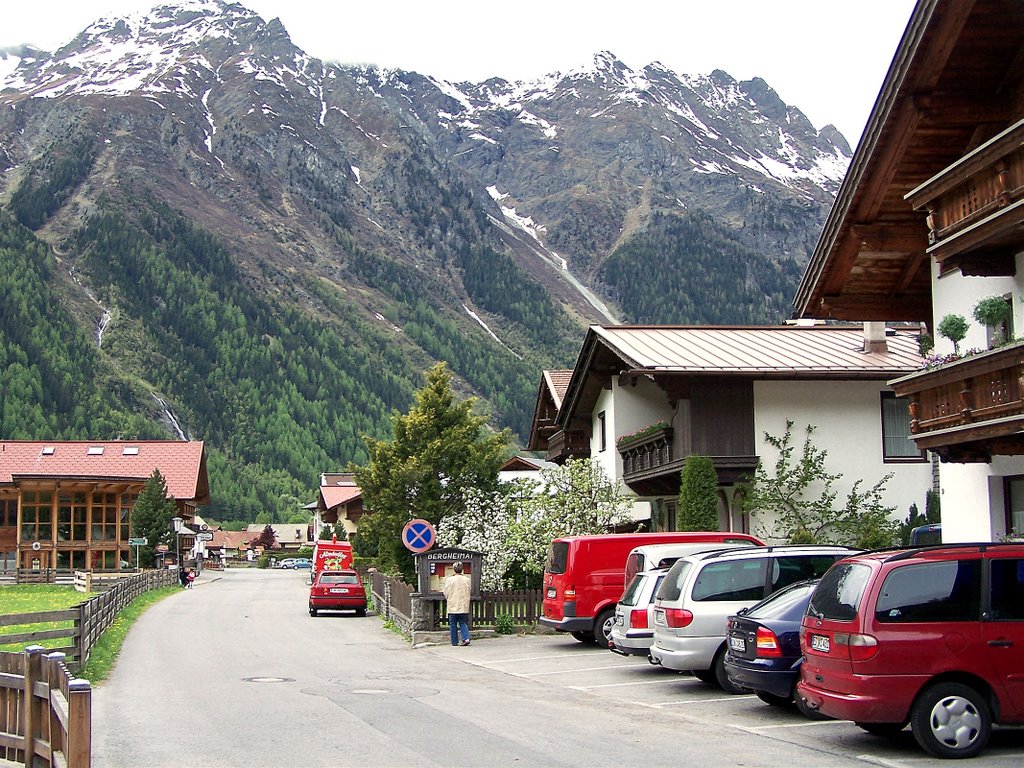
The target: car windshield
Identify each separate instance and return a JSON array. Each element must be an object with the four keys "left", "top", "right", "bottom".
[
  {"left": 319, "top": 573, "right": 359, "bottom": 585},
  {"left": 545, "top": 541, "right": 570, "bottom": 574},
  {"left": 745, "top": 580, "right": 818, "bottom": 621},
  {"left": 807, "top": 563, "right": 871, "bottom": 621}
]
